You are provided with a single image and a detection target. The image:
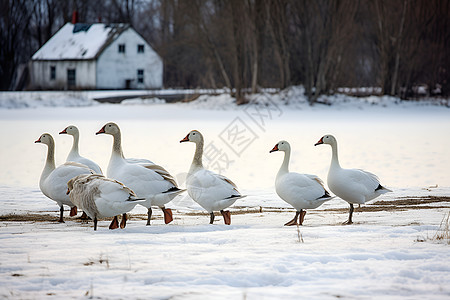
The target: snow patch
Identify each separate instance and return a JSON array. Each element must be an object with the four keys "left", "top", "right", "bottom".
[{"left": 0, "top": 91, "right": 96, "bottom": 109}]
